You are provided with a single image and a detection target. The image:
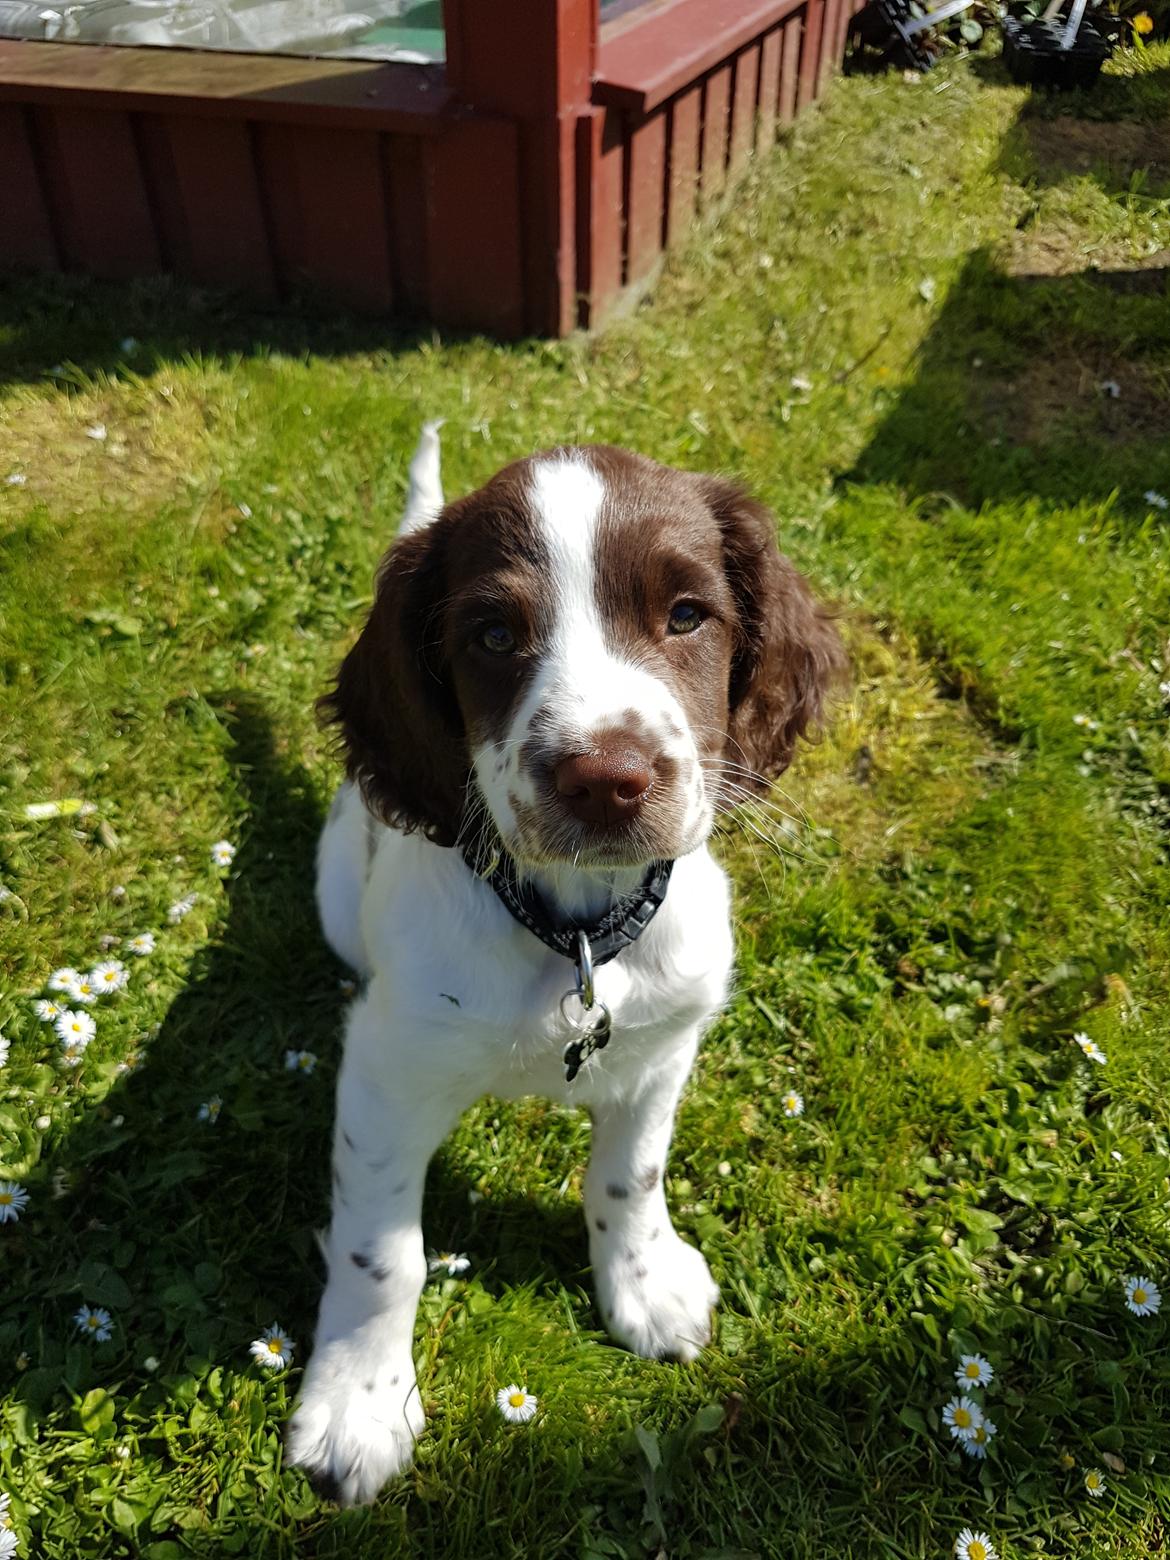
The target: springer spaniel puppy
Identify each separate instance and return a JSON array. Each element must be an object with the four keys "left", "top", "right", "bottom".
[{"left": 287, "top": 426, "right": 843, "bottom": 1504}]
